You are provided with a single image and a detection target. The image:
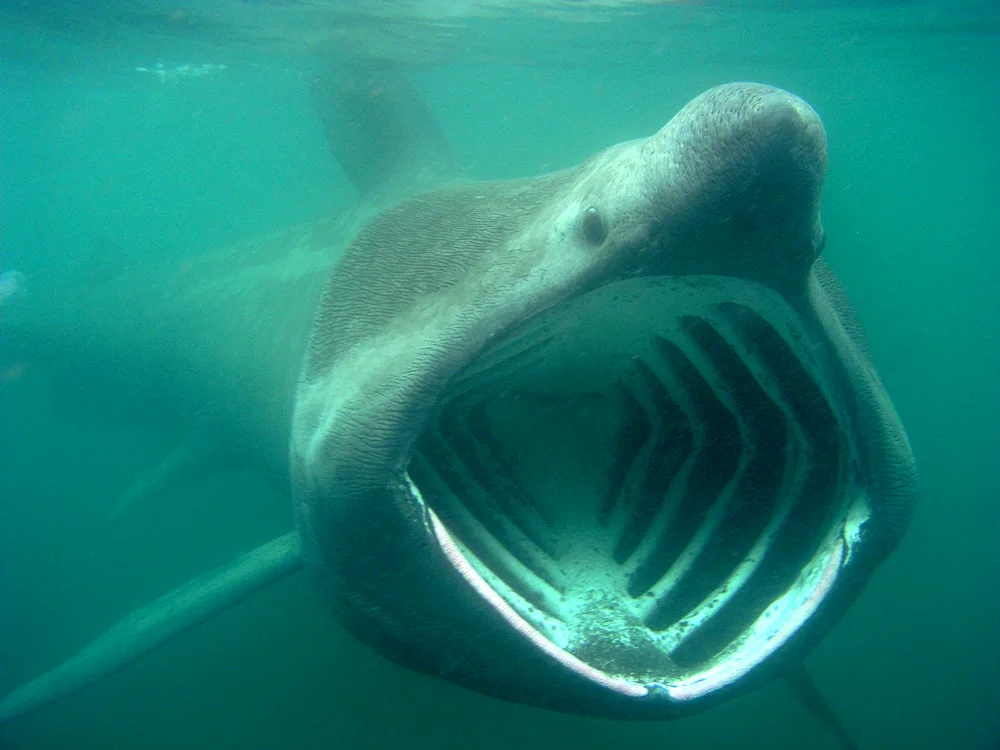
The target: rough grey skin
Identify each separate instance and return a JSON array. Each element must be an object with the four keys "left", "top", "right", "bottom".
[{"left": 0, "top": 82, "right": 916, "bottom": 734}]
